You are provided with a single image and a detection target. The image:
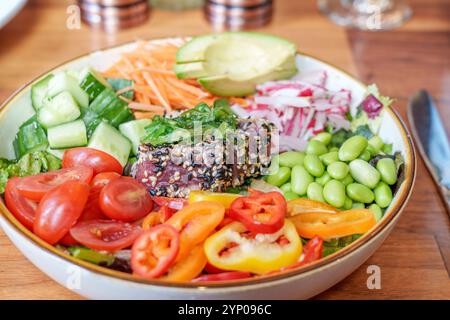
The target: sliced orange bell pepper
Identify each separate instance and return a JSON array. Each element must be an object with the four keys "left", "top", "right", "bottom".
[
  {"left": 287, "top": 198, "right": 337, "bottom": 217},
  {"left": 142, "top": 206, "right": 172, "bottom": 230},
  {"left": 289, "top": 208, "right": 376, "bottom": 240},
  {"left": 165, "top": 201, "right": 225, "bottom": 262},
  {"left": 188, "top": 190, "right": 241, "bottom": 209},
  {"left": 160, "top": 244, "right": 206, "bottom": 282}
]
